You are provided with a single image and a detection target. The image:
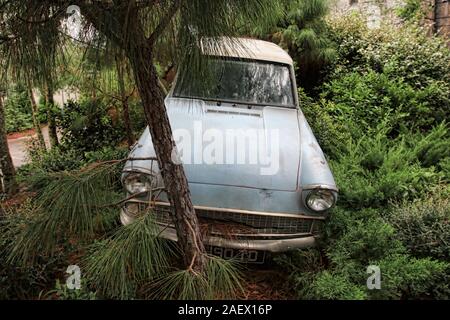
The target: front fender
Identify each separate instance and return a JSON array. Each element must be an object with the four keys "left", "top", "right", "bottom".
[{"left": 297, "top": 110, "right": 337, "bottom": 191}]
